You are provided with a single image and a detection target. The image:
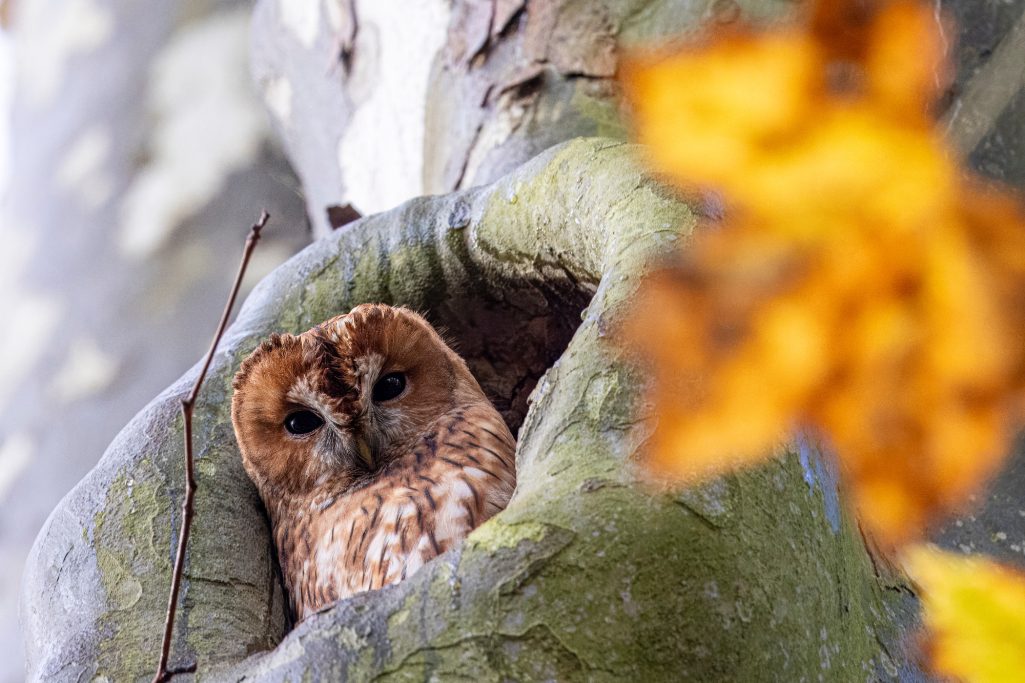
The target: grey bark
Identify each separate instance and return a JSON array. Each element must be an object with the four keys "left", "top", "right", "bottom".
[
  {"left": 942, "top": 0, "right": 1025, "bottom": 188},
  {"left": 931, "top": 0, "right": 1025, "bottom": 568},
  {"left": 251, "top": 0, "right": 797, "bottom": 237},
  {"left": 21, "top": 138, "right": 920, "bottom": 682},
  {"left": 18, "top": 0, "right": 1025, "bottom": 680},
  {"left": 0, "top": 1, "right": 307, "bottom": 680}
]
